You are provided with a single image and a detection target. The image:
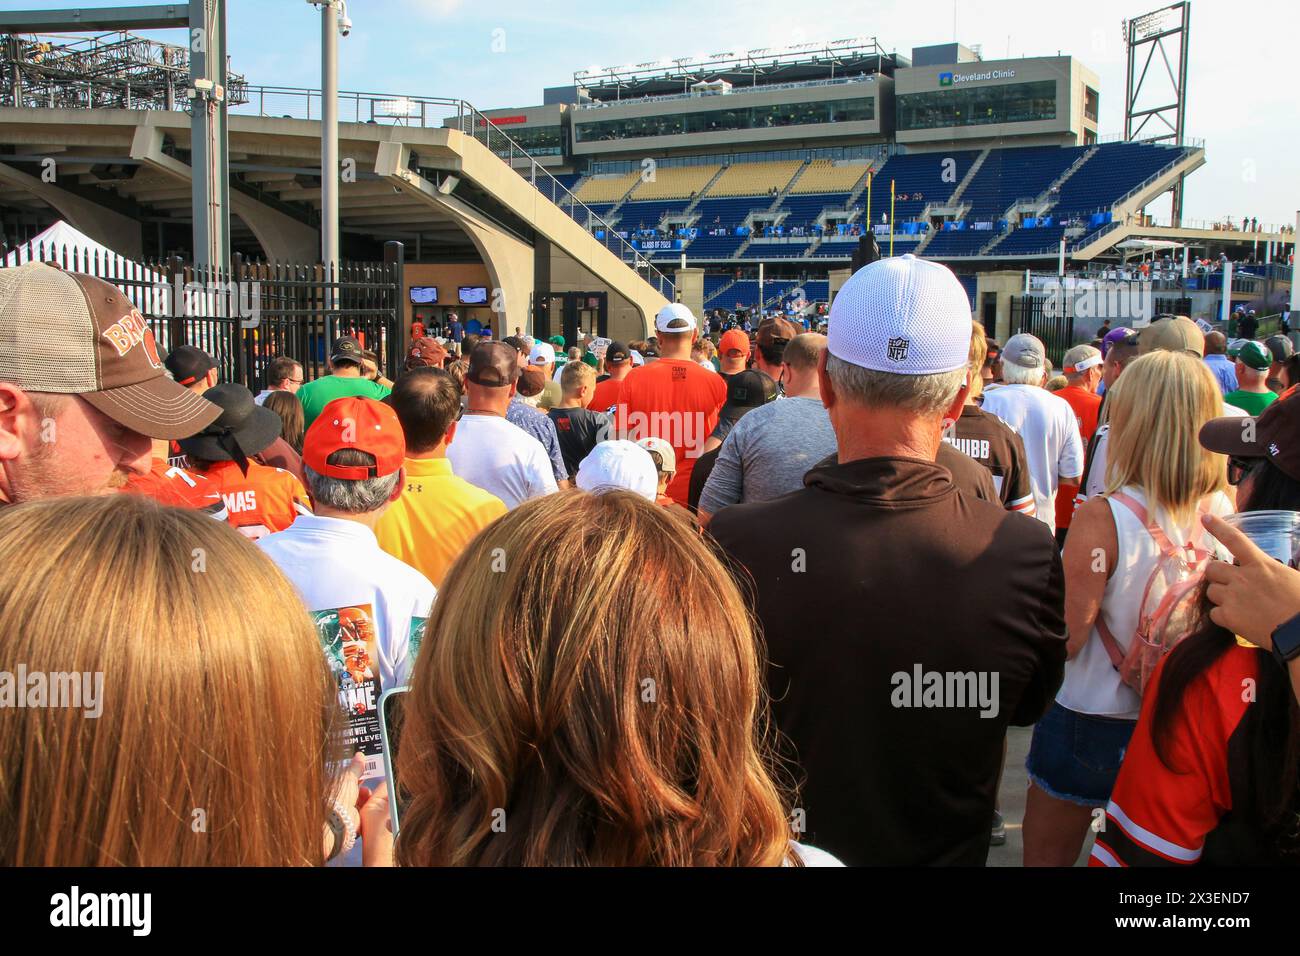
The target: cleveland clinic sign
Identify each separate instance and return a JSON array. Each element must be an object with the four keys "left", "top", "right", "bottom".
[{"left": 939, "top": 68, "right": 1017, "bottom": 86}]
